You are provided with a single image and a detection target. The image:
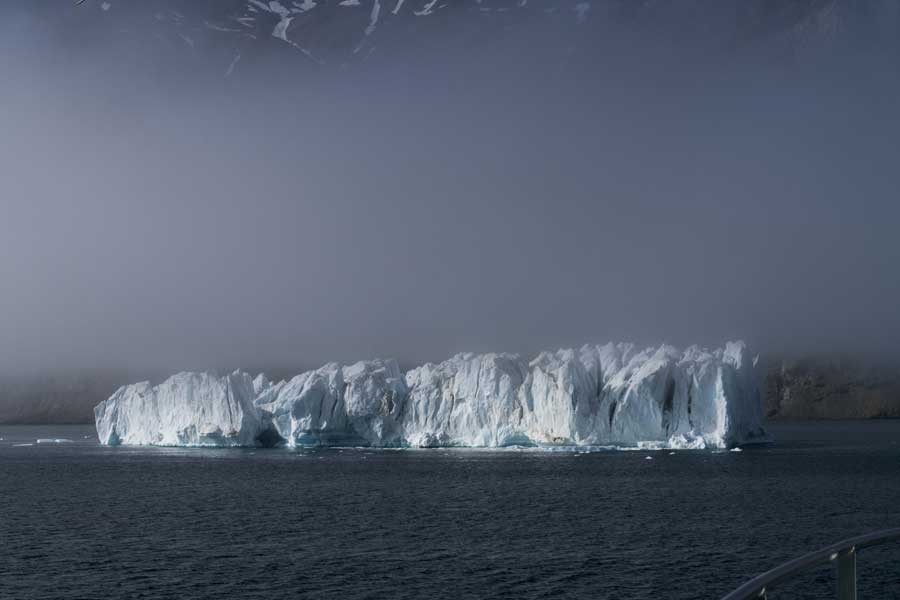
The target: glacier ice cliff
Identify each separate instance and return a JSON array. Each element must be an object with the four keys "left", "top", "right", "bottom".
[
  {"left": 94, "top": 371, "right": 263, "bottom": 447},
  {"left": 94, "top": 341, "right": 769, "bottom": 449}
]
